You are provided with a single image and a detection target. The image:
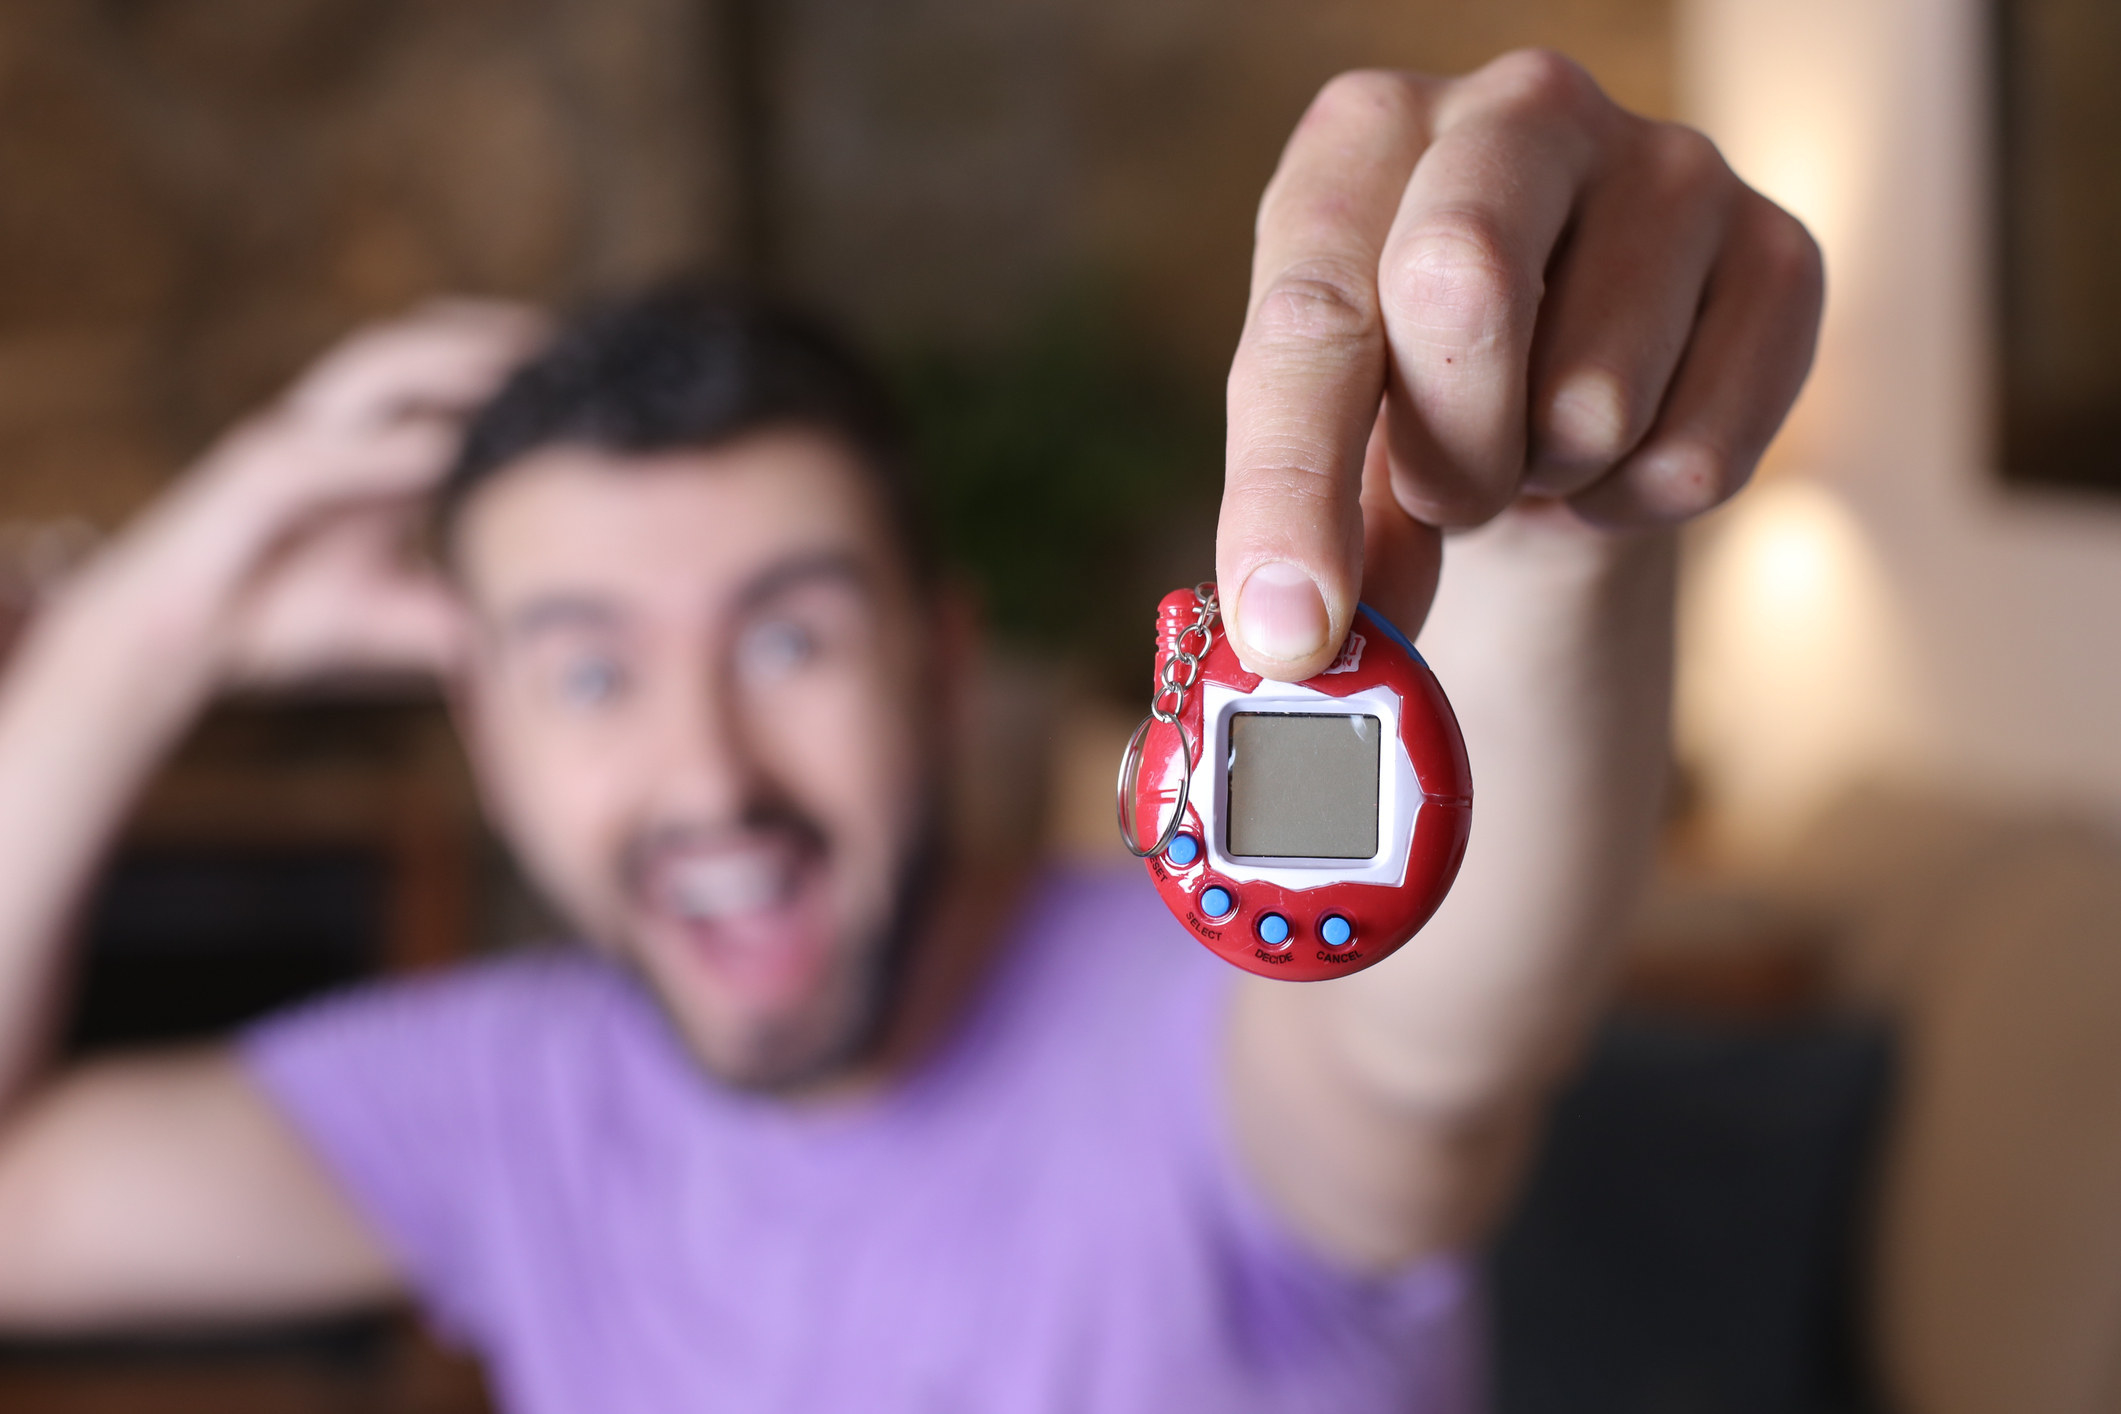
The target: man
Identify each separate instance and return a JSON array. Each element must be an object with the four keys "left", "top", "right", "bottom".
[{"left": 0, "top": 55, "right": 1819, "bottom": 1412}]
